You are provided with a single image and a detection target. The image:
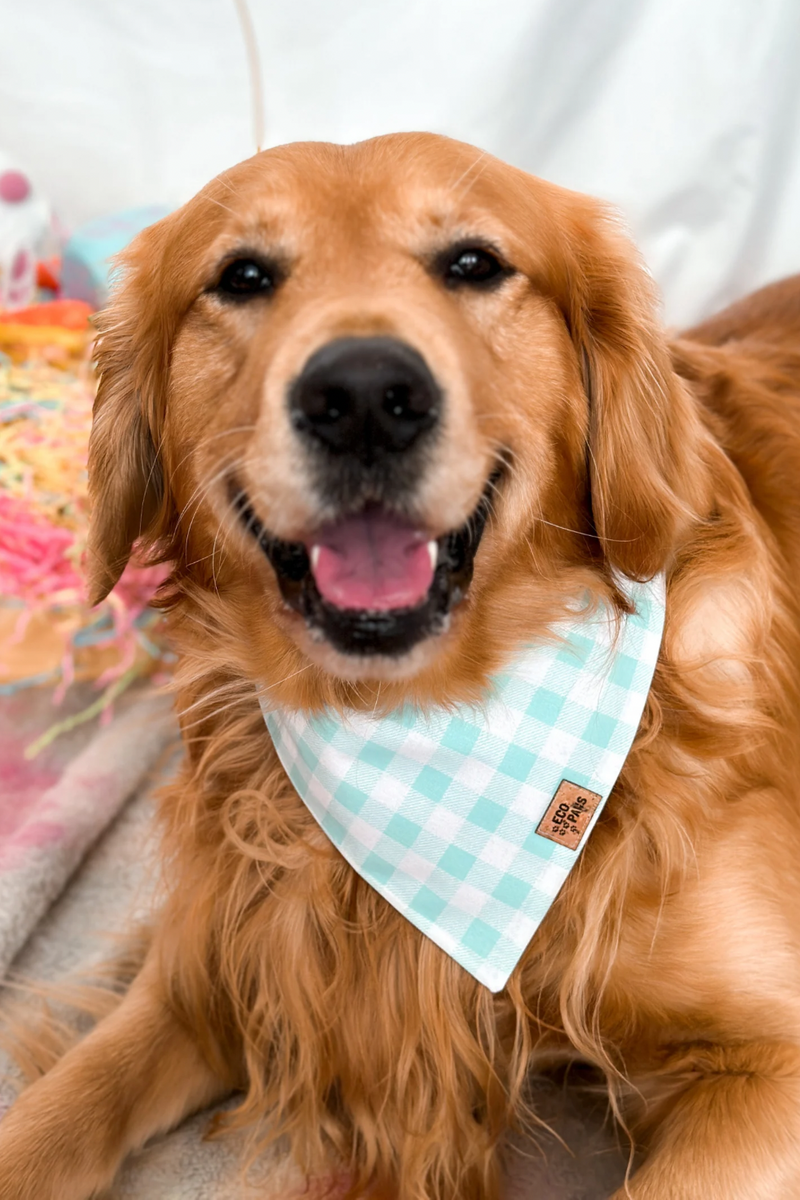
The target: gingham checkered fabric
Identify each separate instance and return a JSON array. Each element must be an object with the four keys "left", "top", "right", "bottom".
[{"left": 262, "top": 575, "right": 665, "bottom": 992}]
